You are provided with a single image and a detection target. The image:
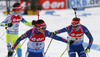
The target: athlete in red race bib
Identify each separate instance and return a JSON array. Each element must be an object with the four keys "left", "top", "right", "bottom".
[{"left": 53, "top": 17, "right": 93, "bottom": 57}]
